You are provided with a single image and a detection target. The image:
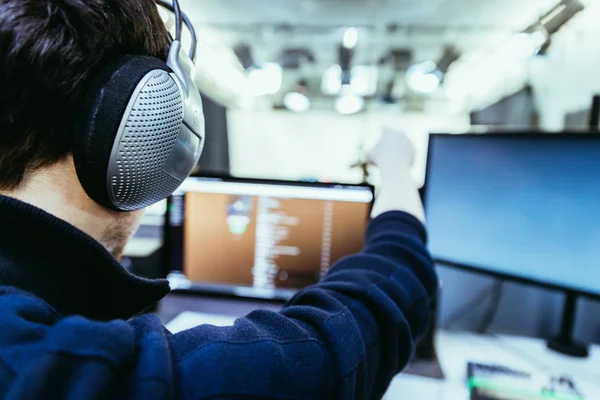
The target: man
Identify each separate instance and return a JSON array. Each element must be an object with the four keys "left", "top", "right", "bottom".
[{"left": 0, "top": 0, "right": 437, "bottom": 399}]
